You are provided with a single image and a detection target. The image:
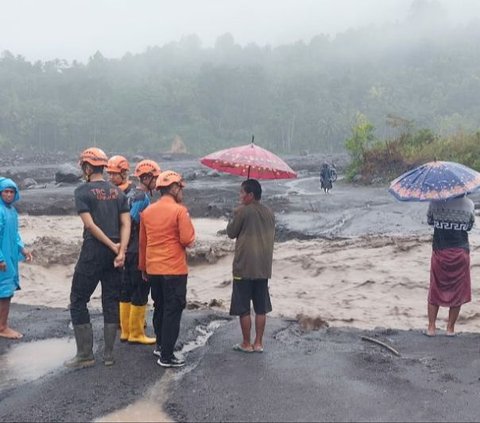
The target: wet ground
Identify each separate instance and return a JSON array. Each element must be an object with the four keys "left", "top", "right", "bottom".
[
  {"left": 2, "top": 304, "right": 480, "bottom": 422},
  {"left": 0, "top": 304, "right": 230, "bottom": 422}
]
